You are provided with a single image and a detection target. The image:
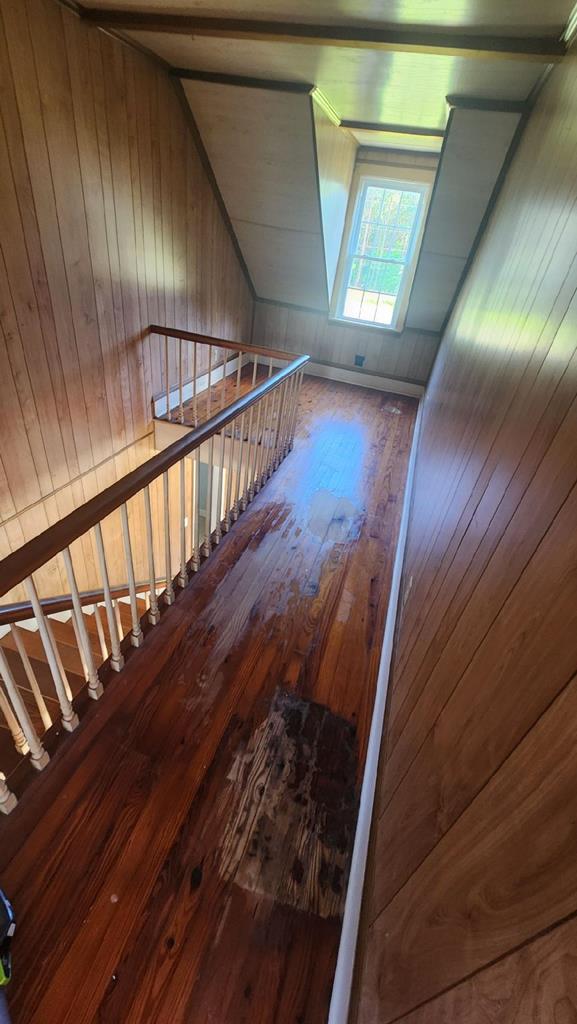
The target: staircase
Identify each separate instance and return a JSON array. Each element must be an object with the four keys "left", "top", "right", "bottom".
[
  {"left": 0, "top": 325, "right": 308, "bottom": 815},
  {"left": 0, "top": 597, "right": 148, "bottom": 778}
]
